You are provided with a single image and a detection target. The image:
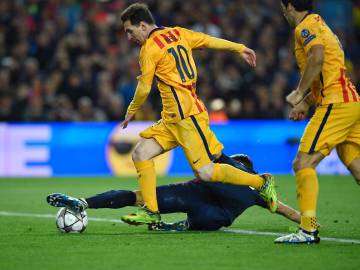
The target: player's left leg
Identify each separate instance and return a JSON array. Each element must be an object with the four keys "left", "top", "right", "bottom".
[
  {"left": 171, "top": 111, "right": 277, "bottom": 212},
  {"left": 336, "top": 119, "right": 360, "bottom": 185},
  {"left": 47, "top": 193, "right": 88, "bottom": 211},
  {"left": 85, "top": 190, "right": 136, "bottom": 209},
  {"left": 337, "top": 142, "right": 360, "bottom": 185},
  {"left": 47, "top": 190, "right": 137, "bottom": 211}
]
